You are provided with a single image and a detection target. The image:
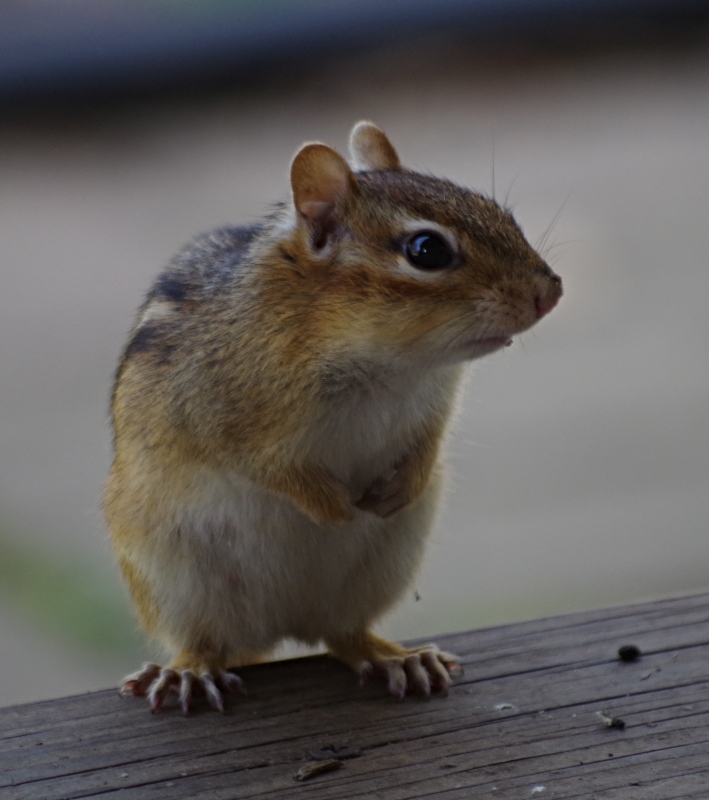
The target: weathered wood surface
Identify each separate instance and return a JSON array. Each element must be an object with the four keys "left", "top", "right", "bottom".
[{"left": 2, "top": 593, "right": 709, "bottom": 799}]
